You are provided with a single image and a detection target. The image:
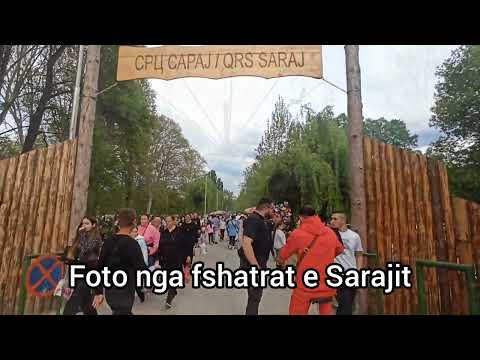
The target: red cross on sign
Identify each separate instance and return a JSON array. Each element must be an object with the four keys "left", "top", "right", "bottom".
[{"left": 26, "top": 255, "right": 64, "bottom": 297}]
